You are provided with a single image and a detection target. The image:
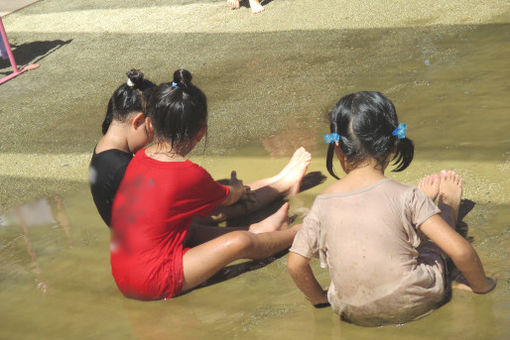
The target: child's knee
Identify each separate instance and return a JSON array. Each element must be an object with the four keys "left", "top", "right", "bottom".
[{"left": 225, "top": 231, "right": 255, "bottom": 255}]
